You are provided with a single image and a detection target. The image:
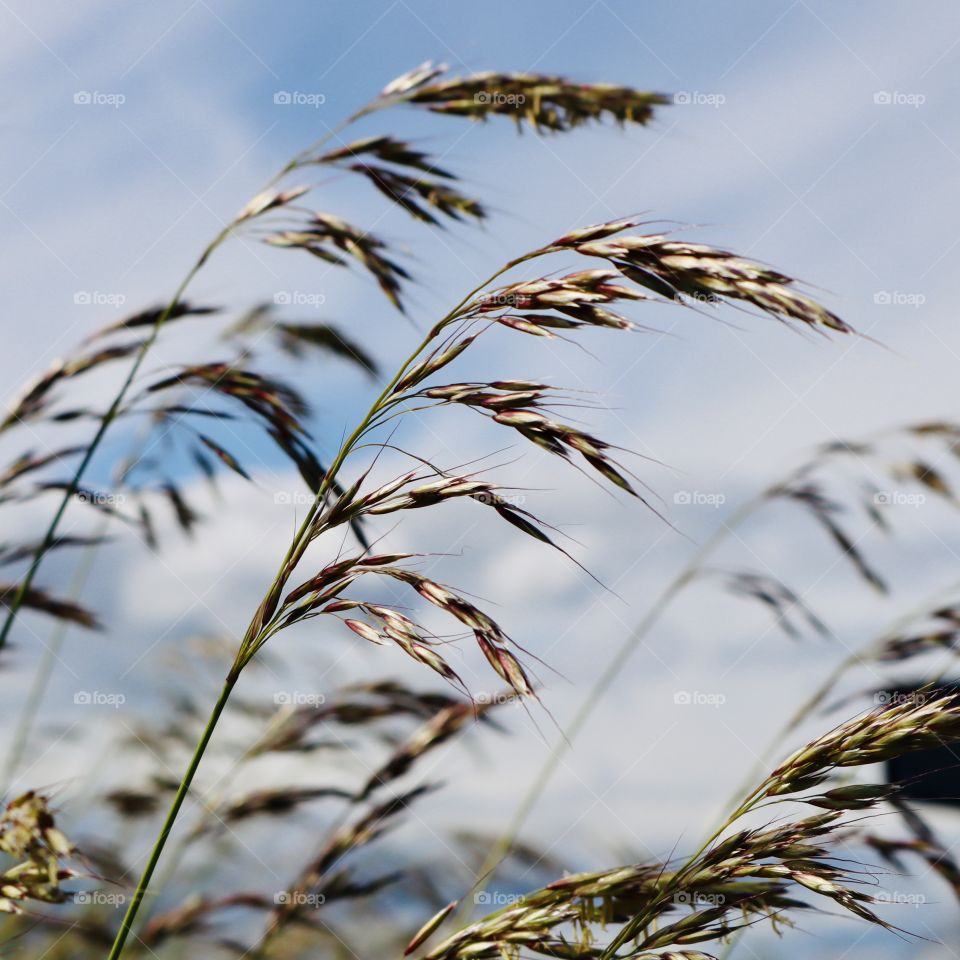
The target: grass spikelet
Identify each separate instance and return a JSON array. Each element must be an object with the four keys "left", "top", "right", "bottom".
[
  {"left": 405, "top": 71, "right": 669, "bottom": 131},
  {"left": 551, "top": 220, "right": 854, "bottom": 334},
  {"left": 0, "top": 583, "right": 100, "bottom": 629},
  {"left": 0, "top": 792, "right": 77, "bottom": 913},
  {"left": 425, "top": 691, "right": 960, "bottom": 960},
  {"left": 349, "top": 164, "right": 487, "bottom": 225},
  {"left": 265, "top": 213, "right": 413, "bottom": 311}
]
